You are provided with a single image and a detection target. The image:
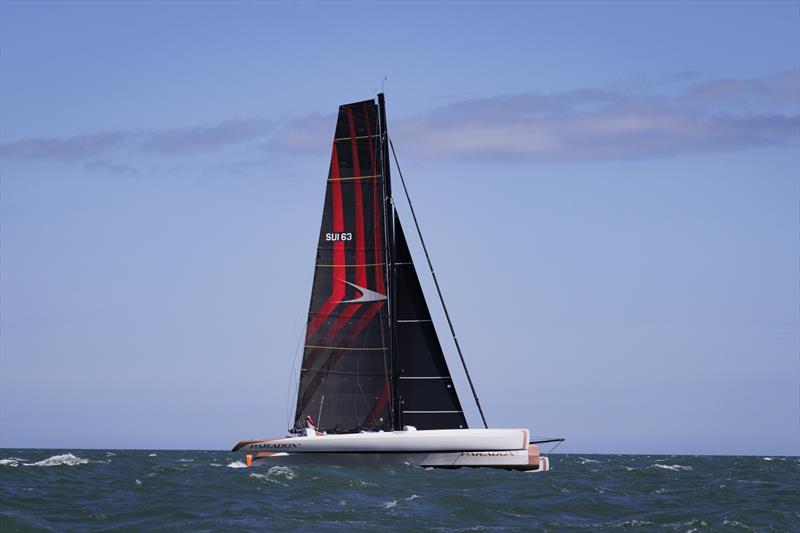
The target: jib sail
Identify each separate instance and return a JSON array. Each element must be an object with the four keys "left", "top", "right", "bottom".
[{"left": 392, "top": 214, "right": 468, "bottom": 430}]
